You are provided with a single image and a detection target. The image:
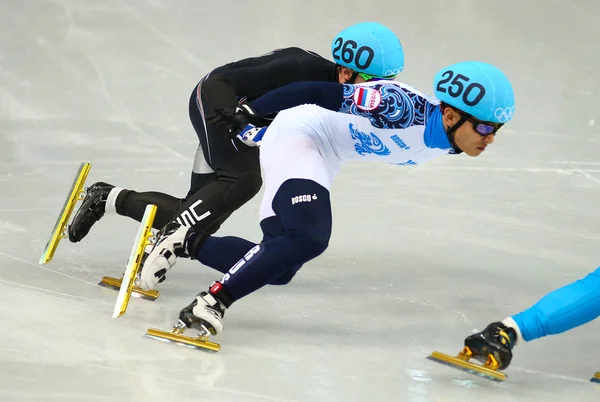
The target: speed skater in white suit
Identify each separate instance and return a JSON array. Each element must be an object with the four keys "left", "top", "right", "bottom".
[{"left": 139, "top": 60, "right": 516, "bottom": 338}]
